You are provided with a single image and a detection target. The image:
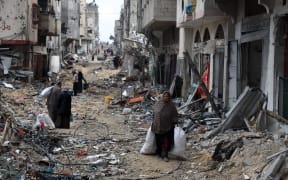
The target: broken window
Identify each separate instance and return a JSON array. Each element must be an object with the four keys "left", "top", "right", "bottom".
[
  {"left": 203, "top": 28, "right": 210, "bottom": 42},
  {"left": 215, "top": 25, "right": 224, "bottom": 39},
  {"left": 38, "top": 0, "right": 48, "bottom": 13},
  {"left": 61, "top": 23, "right": 68, "bottom": 34},
  {"left": 245, "top": 0, "right": 266, "bottom": 17},
  {"left": 32, "top": 4, "right": 39, "bottom": 25},
  {"left": 194, "top": 31, "right": 201, "bottom": 43}
]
